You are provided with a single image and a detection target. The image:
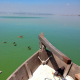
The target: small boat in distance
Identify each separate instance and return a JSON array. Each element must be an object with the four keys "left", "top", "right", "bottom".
[{"left": 18, "top": 35, "right": 23, "bottom": 38}]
